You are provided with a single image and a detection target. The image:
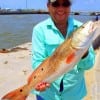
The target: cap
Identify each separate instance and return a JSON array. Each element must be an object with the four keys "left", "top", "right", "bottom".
[
  {"left": 49, "top": 0, "right": 56, "bottom": 3},
  {"left": 48, "top": 0, "right": 71, "bottom": 3}
]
